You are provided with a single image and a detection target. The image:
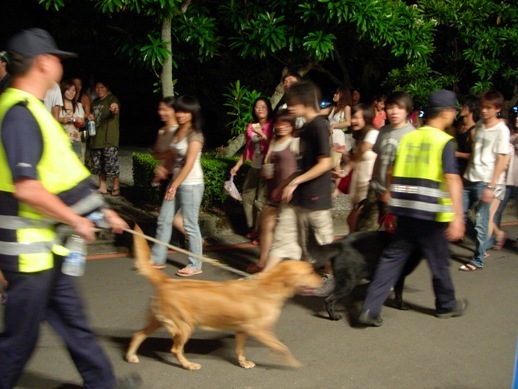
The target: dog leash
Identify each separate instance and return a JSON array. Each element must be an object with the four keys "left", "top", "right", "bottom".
[{"left": 123, "top": 228, "right": 251, "bottom": 278}]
